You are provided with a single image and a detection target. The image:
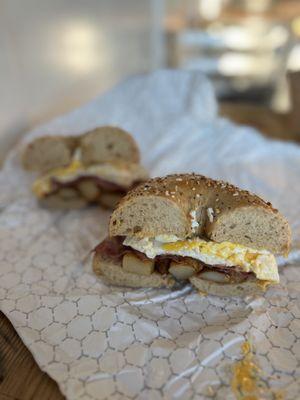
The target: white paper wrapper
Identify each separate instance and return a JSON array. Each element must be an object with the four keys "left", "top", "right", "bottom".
[{"left": 0, "top": 70, "right": 299, "bottom": 399}]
